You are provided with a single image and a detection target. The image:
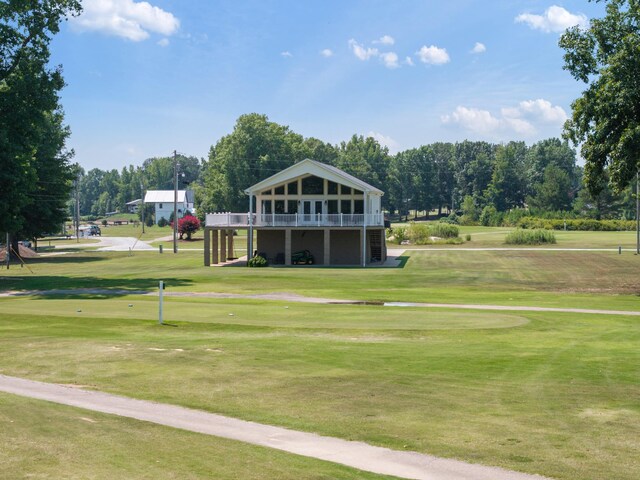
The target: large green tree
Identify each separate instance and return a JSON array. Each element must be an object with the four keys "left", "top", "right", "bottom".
[
  {"left": 560, "top": 0, "right": 640, "bottom": 193},
  {"left": 0, "top": 0, "right": 81, "bottom": 252},
  {"left": 484, "top": 141, "right": 527, "bottom": 211},
  {"left": 199, "top": 114, "right": 304, "bottom": 213}
]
